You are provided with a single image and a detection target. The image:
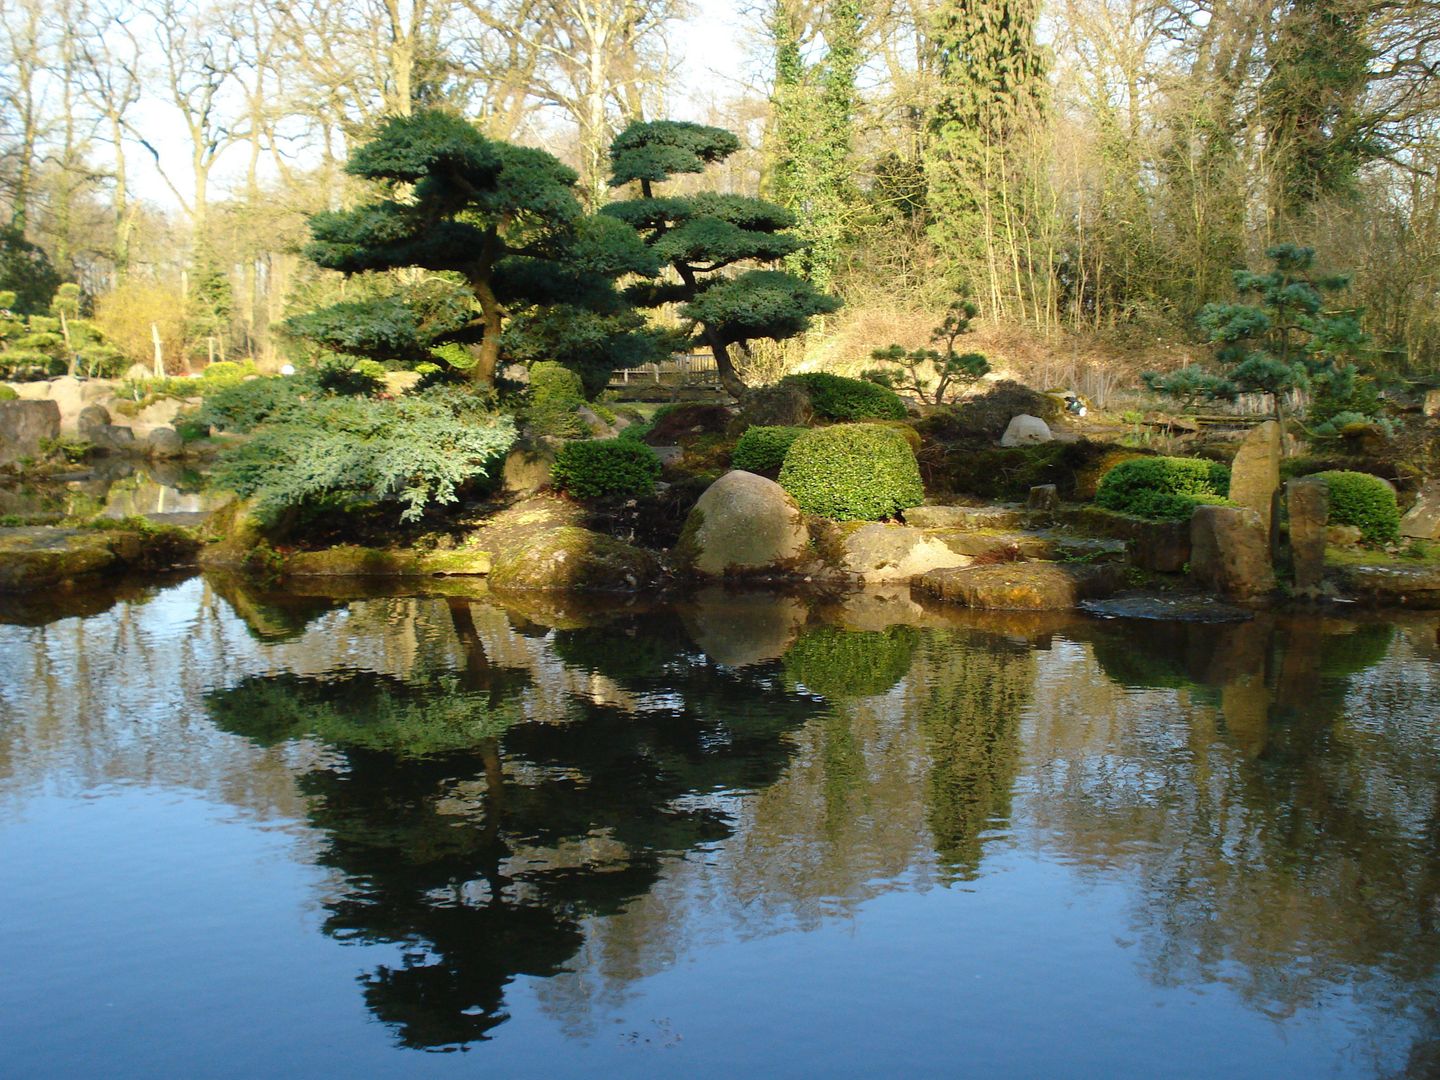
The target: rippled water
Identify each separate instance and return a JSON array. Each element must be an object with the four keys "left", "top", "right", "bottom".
[{"left": 1, "top": 577, "right": 1438, "bottom": 1078}]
